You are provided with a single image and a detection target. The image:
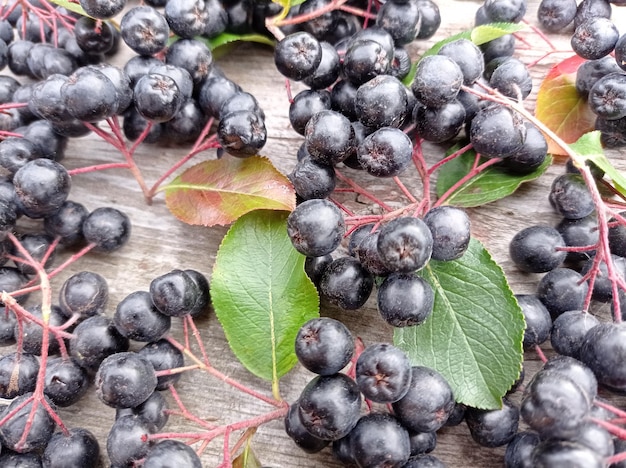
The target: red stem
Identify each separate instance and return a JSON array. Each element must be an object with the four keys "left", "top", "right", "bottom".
[{"left": 434, "top": 158, "right": 502, "bottom": 208}]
